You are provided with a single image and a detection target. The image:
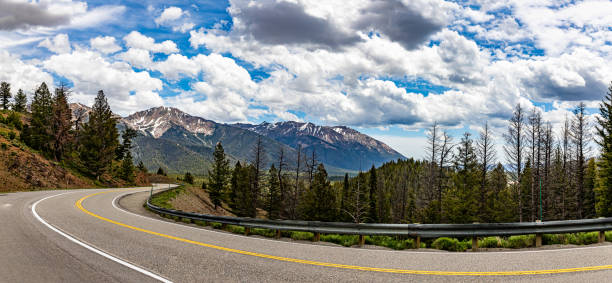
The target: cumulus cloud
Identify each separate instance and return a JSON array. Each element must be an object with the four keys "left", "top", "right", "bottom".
[
  {"left": 38, "top": 34, "right": 71, "bottom": 54},
  {"left": 42, "top": 50, "right": 164, "bottom": 115},
  {"left": 90, "top": 36, "right": 121, "bottom": 54},
  {"left": 154, "top": 6, "right": 194, "bottom": 33},
  {"left": 123, "top": 31, "right": 178, "bottom": 54},
  {"left": 123, "top": 31, "right": 179, "bottom": 54},
  {"left": 230, "top": 0, "right": 361, "bottom": 49},
  {"left": 155, "top": 7, "right": 184, "bottom": 25},
  {"left": 0, "top": 50, "right": 54, "bottom": 93},
  {"left": 116, "top": 48, "right": 153, "bottom": 69},
  {"left": 0, "top": 0, "right": 70, "bottom": 30},
  {"left": 354, "top": 0, "right": 449, "bottom": 50}
]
